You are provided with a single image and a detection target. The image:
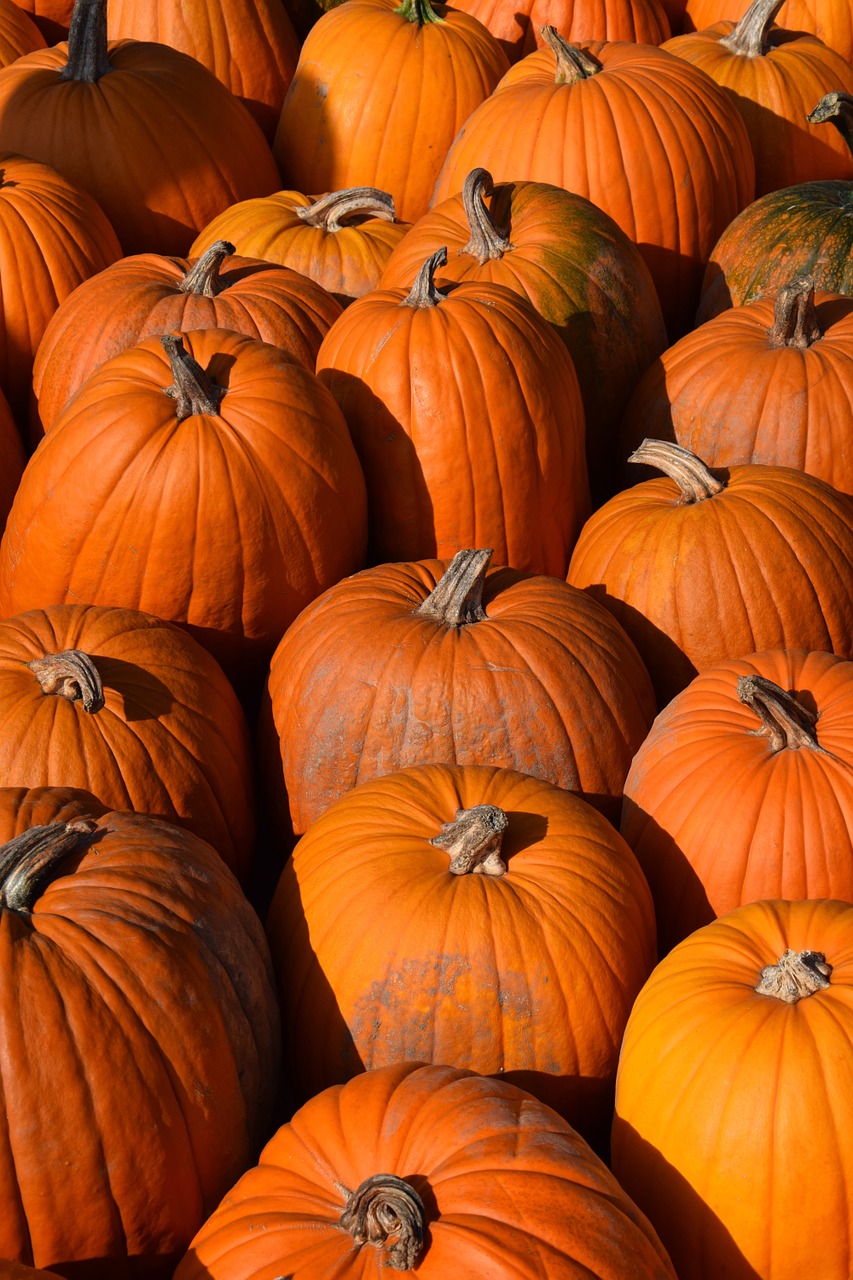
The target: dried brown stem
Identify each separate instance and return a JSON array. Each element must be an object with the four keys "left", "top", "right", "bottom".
[
  {"left": 178, "top": 241, "right": 235, "bottom": 298},
  {"left": 720, "top": 0, "right": 786, "bottom": 56},
  {"left": 756, "top": 949, "right": 832, "bottom": 1002},
  {"left": 60, "top": 0, "right": 111, "bottom": 82},
  {"left": 807, "top": 92, "right": 853, "bottom": 160},
  {"left": 161, "top": 335, "right": 225, "bottom": 420},
  {"left": 738, "top": 675, "right": 820, "bottom": 752},
  {"left": 340, "top": 1174, "right": 426, "bottom": 1272},
  {"left": 767, "top": 276, "right": 822, "bottom": 349},
  {"left": 0, "top": 820, "right": 98, "bottom": 913},
  {"left": 628, "top": 440, "right": 725, "bottom": 502},
  {"left": 461, "top": 169, "right": 513, "bottom": 263},
  {"left": 541, "top": 27, "right": 602, "bottom": 82},
  {"left": 296, "top": 188, "right": 397, "bottom": 231},
  {"left": 27, "top": 650, "right": 105, "bottom": 713},
  {"left": 430, "top": 804, "right": 509, "bottom": 876},
  {"left": 417, "top": 549, "right": 491, "bottom": 626},
  {"left": 403, "top": 247, "right": 450, "bottom": 308}
]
